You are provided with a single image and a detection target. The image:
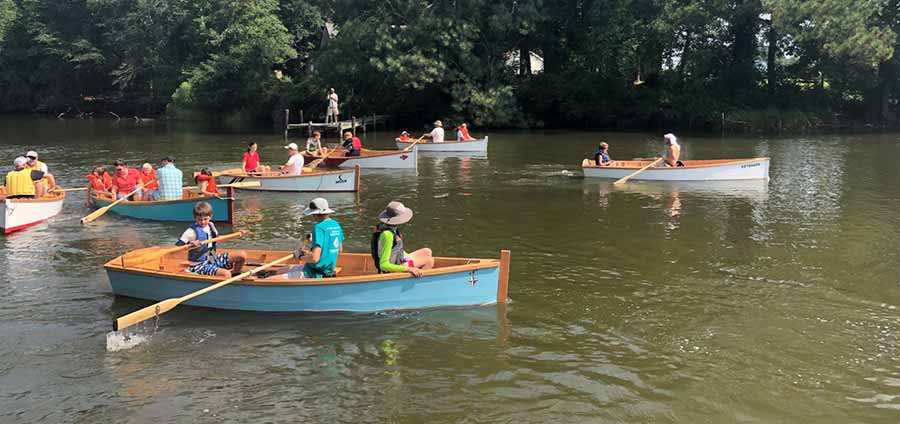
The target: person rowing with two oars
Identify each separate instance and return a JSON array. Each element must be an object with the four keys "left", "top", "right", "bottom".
[
  {"left": 177, "top": 202, "right": 247, "bottom": 277},
  {"left": 257, "top": 197, "right": 344, "bottom": 279}
]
